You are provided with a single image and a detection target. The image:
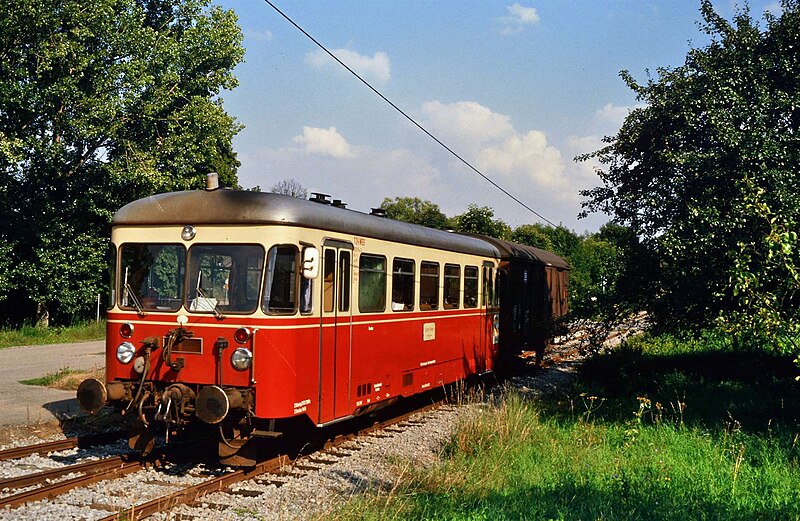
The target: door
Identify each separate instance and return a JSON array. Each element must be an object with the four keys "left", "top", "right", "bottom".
[
  {"left": 317, "top": 240, "right": 353, "bottom": 424},
  {"left": 482, "top": 262, "right": 499, "bottom": 371}
]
